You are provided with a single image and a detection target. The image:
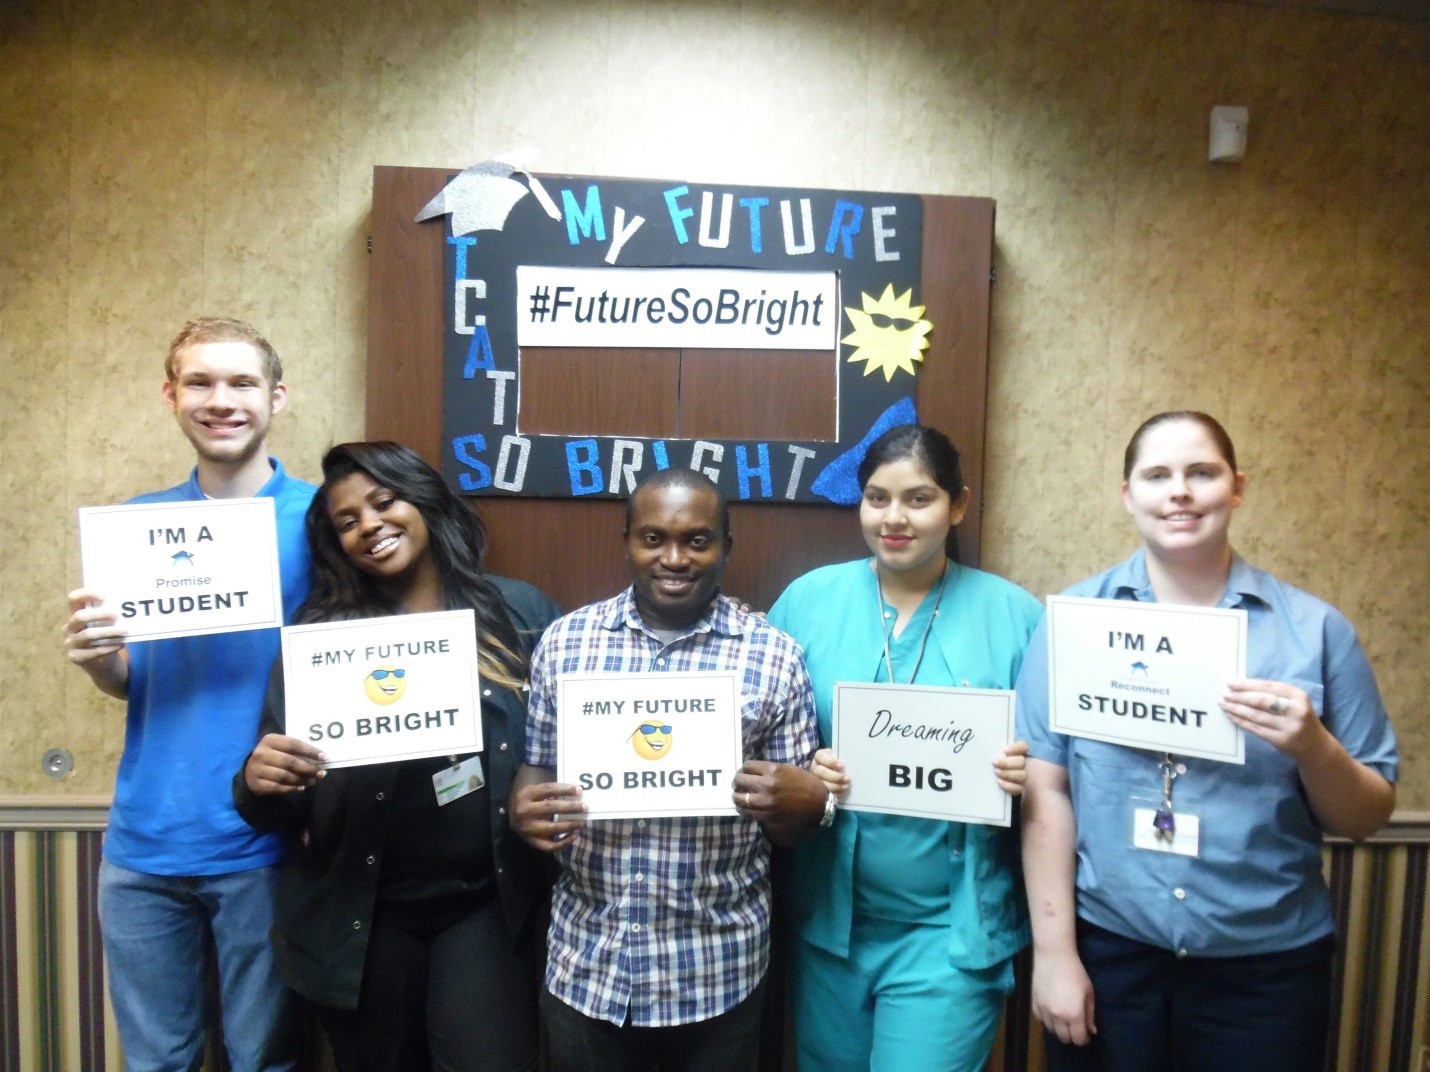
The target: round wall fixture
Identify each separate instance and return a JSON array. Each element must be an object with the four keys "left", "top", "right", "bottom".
[{"left": 42, "top": 748, "right": 74, "bottom": 778}]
